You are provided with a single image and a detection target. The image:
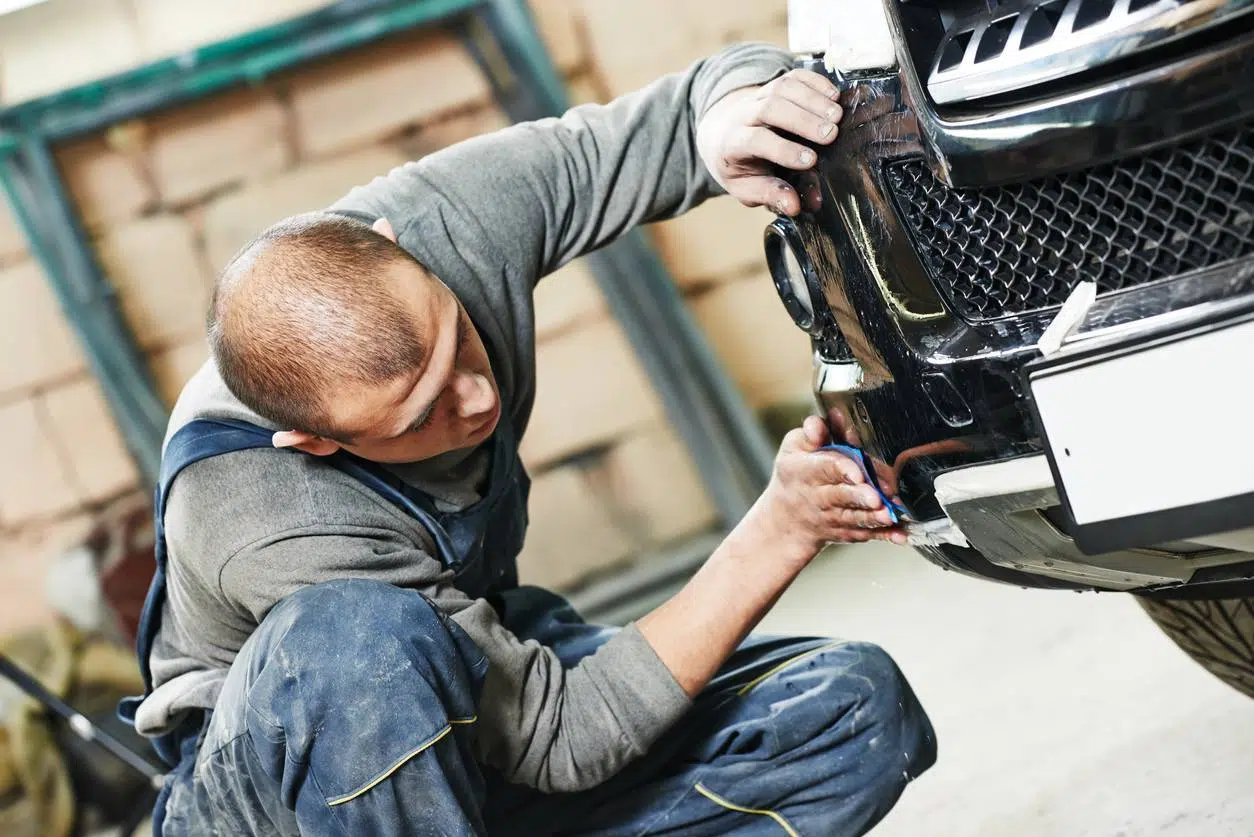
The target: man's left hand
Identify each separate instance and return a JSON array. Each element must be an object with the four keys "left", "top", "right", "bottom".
[{"left": 696, "top": 69, "right": 843, "bottom": 217}]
